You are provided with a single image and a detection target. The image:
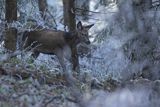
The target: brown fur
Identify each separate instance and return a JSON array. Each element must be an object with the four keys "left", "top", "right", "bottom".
[
  {"left": 23, "top": 21, "right": 94, "bottom": 71},
  {"left": 24, "top": 30, "right": 74, "bottom": 54}
]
